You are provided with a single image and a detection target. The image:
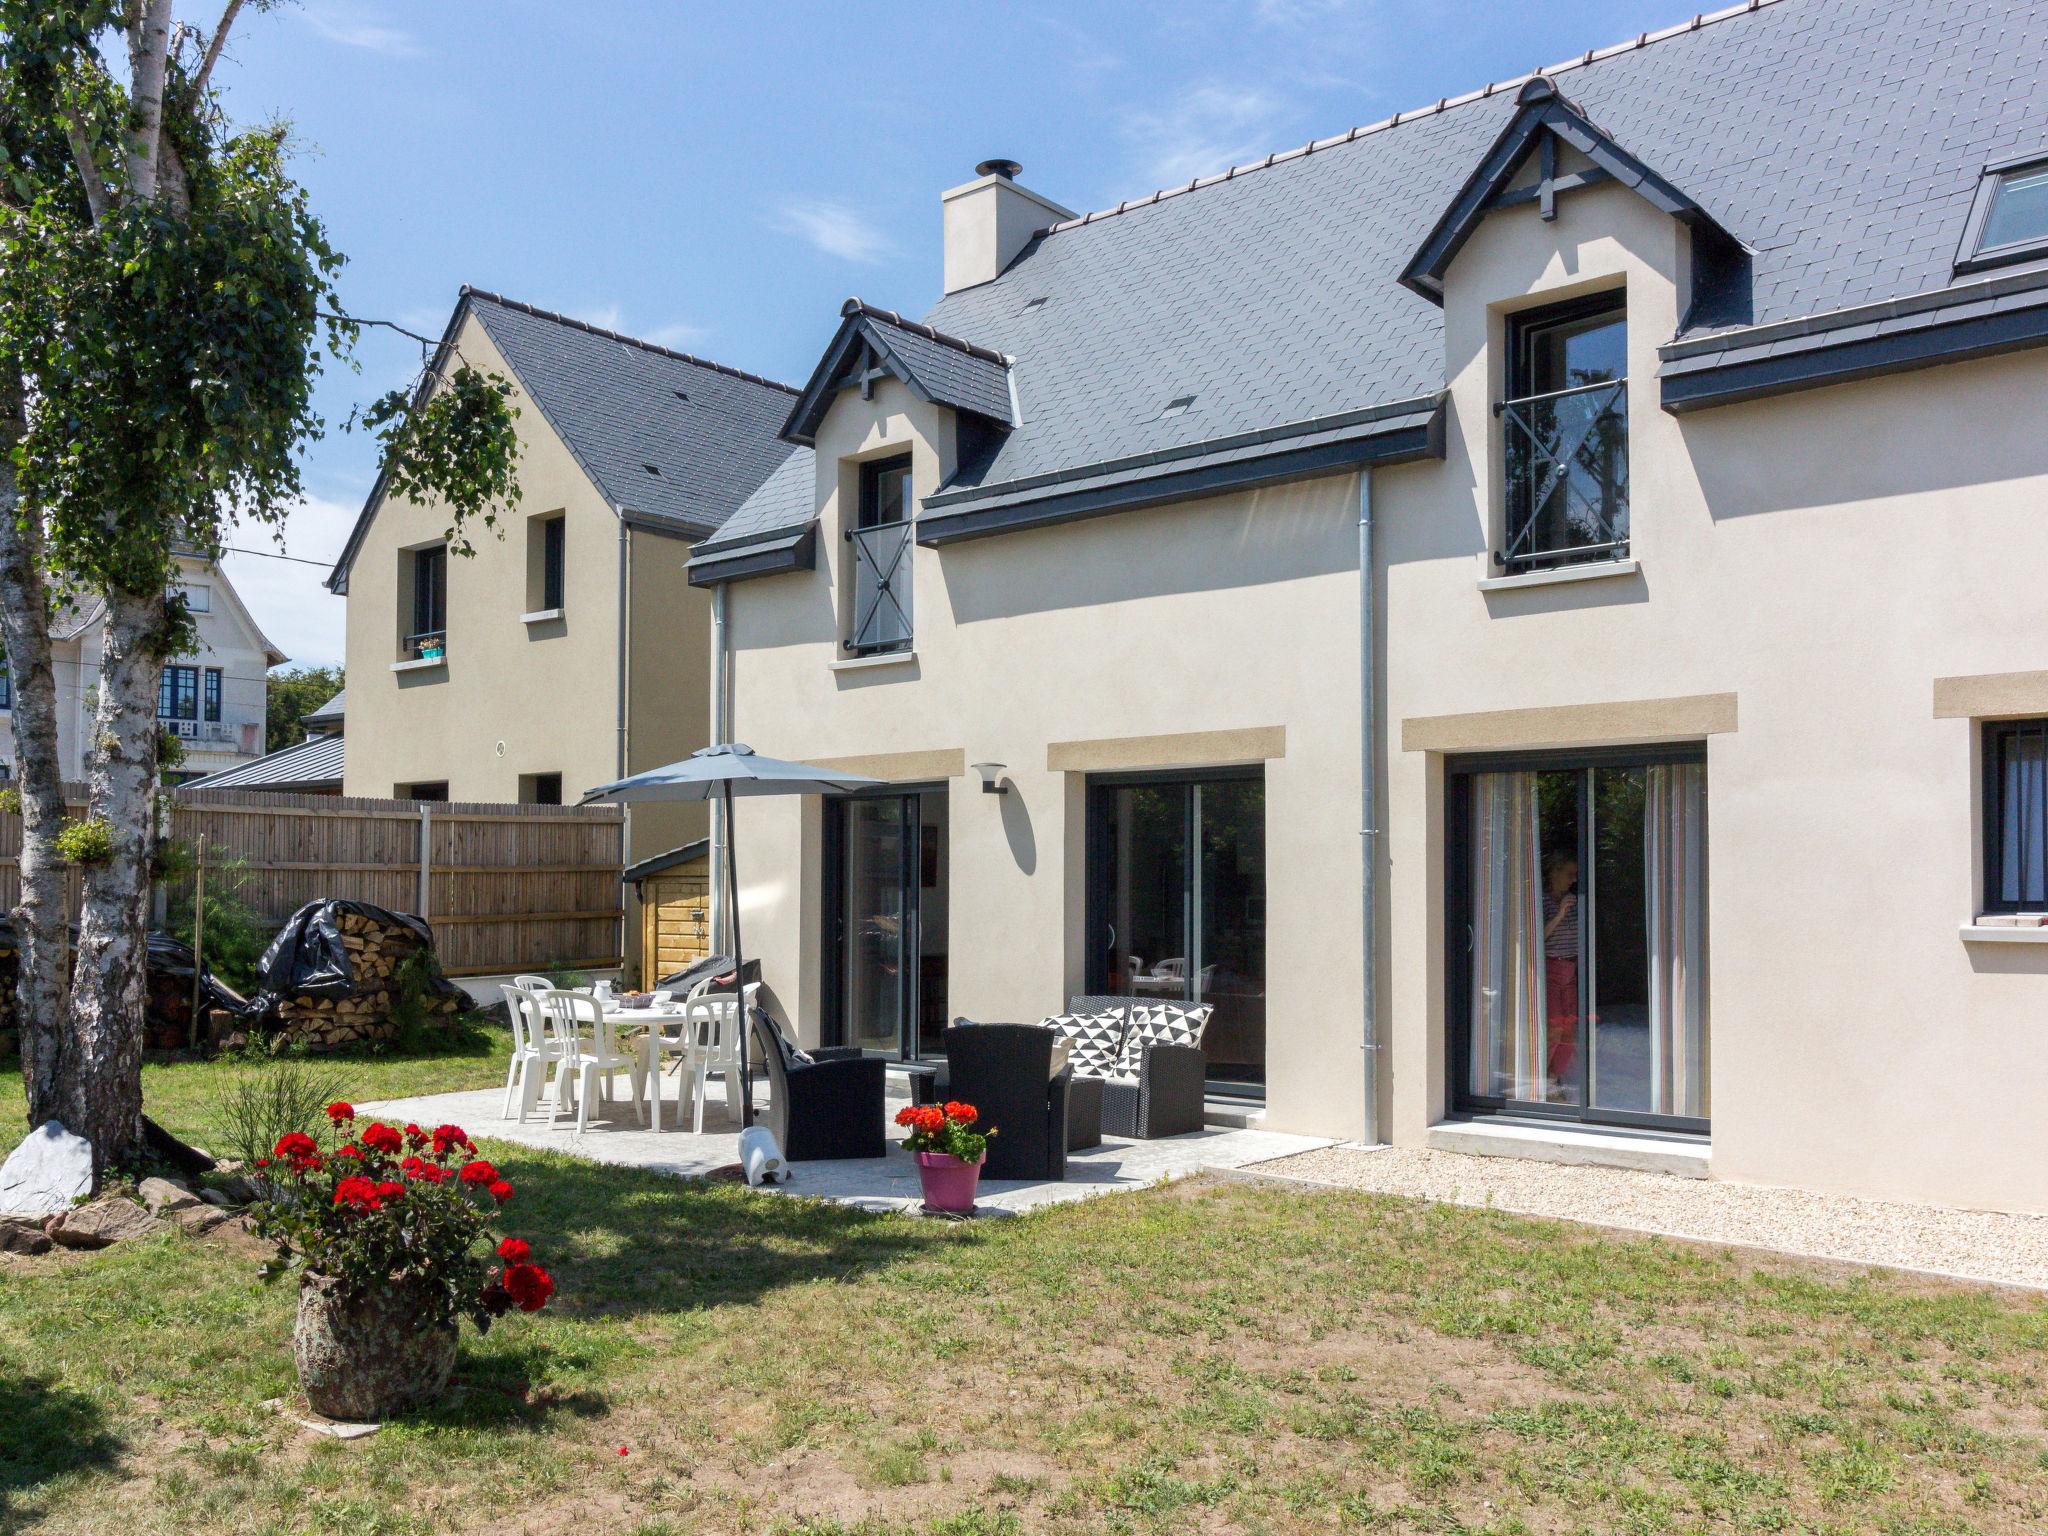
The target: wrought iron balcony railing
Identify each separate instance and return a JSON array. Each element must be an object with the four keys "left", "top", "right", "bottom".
[
  {"left": 1496, "top": 377, "right": 1629, "bottom": 574},
  {"left": 846, "top": 520, "right": 912, "bottom": 656}
]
